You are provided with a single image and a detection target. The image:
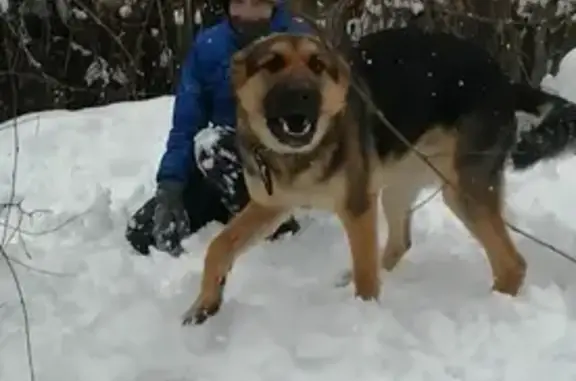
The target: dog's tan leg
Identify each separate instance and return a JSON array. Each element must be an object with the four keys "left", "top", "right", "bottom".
[
  {"left": 380, "top": 184, "right": 422, "bottom": 271},
  {"left": 441, "top": 181, "right": 526, "bottom": 295},
  {"left": 182, "top": 200, "right": 285, "bottom": 325},
  {"left": 337, "top": 194, "right": 380, "bottom": 300},
  {"left": 335, "top": 184, "right": 421, "bottom": 287}
]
